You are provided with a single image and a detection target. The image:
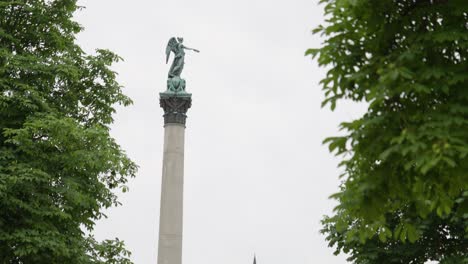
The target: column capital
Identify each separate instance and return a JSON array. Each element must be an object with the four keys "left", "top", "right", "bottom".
[{"left": 159, "top": 93, "right": 192, "bottom": 125}]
